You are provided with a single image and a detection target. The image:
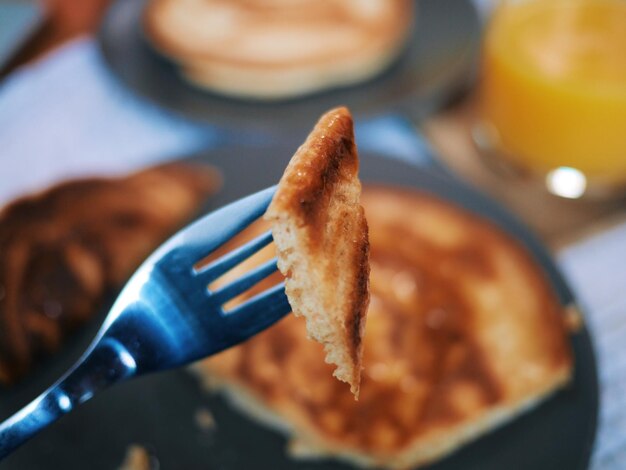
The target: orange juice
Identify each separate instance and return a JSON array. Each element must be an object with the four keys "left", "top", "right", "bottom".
[{"left": 479, "top": 0, "right": 626, "bottom": 189}]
